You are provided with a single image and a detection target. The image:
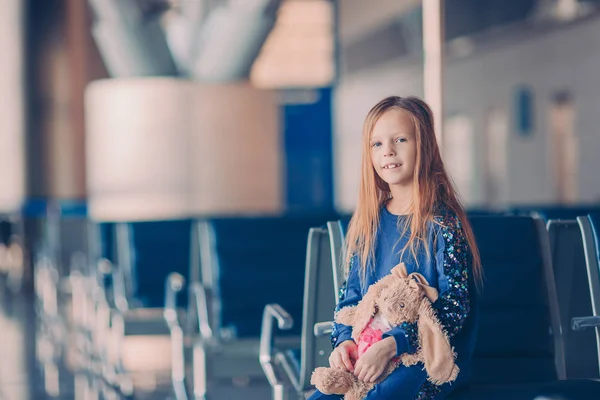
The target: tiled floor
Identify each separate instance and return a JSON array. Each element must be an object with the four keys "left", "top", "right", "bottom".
[{"left": 0, "top": 290, "right": 49, "bottom": 399}]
